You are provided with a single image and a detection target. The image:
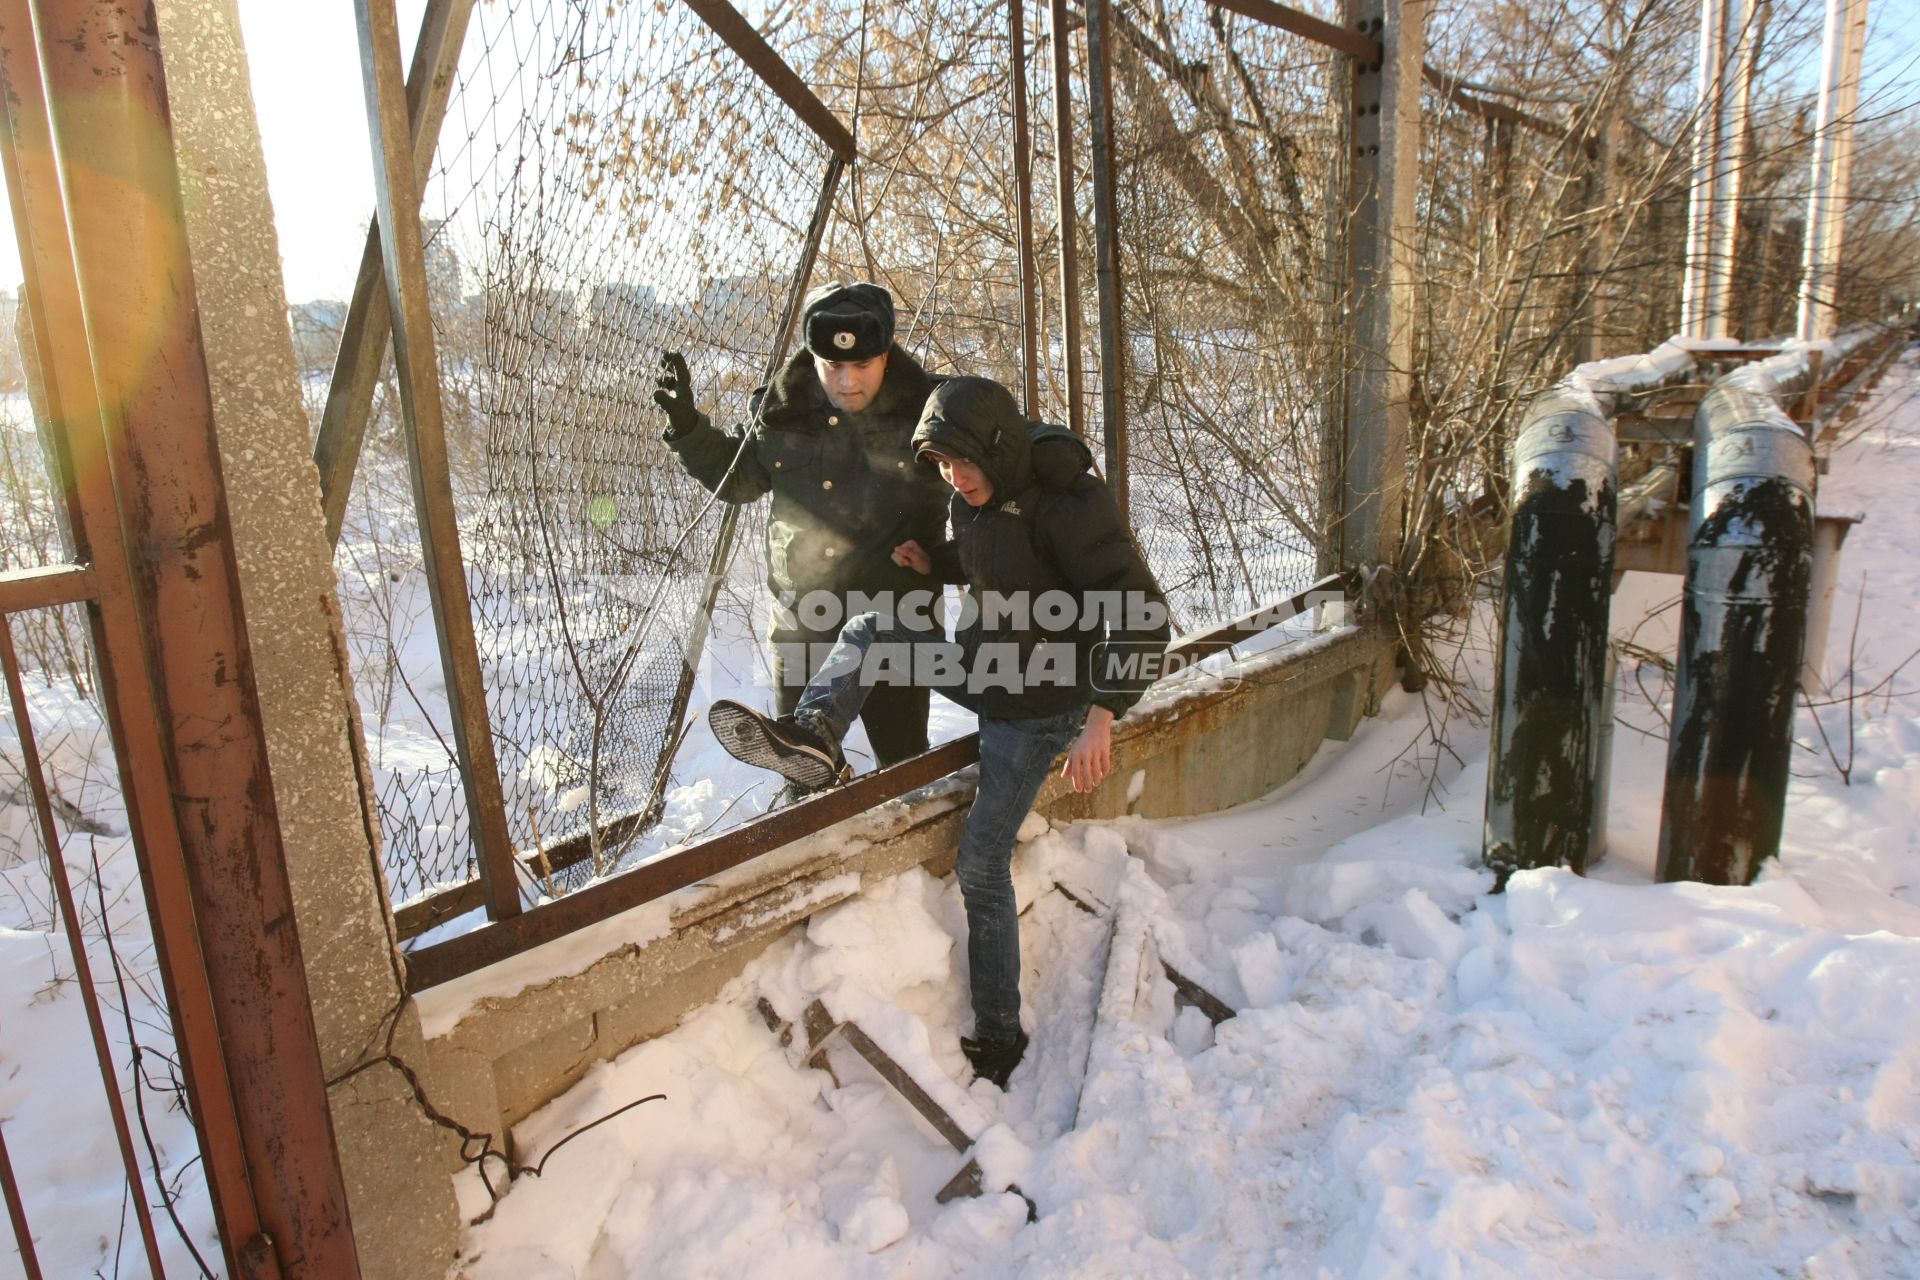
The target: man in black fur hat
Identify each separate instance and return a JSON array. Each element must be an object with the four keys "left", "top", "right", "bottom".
[{"left": 655, "top": 282, "right": 947, "bottom": 767}]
